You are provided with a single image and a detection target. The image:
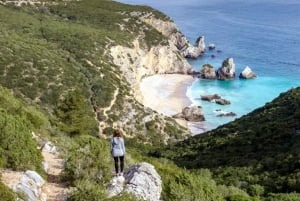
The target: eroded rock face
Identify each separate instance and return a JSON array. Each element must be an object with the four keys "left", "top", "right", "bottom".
[
  {"left": 199, "top": 64, "right": 216, "bottom": 79},
  {"left": 239, "top": 66, "right": 256, "bottom": 79},
  {"left": 173, "top": 106, "right": 205, "bottom": 122},
  {"left": 216, "top": 58, "right": 236, "bottom": 80},
  {"left": 110, "top": 39, "right": 192, "bottom": 103},
  {"left": 183, "top": 36, "right": 206, "bottom": 59},
  {"left": 107, "top": 162, "right": 162, "bottom": 201},
  {"left": 140, "top": 14, "right": 189, "bottom": 52}
]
